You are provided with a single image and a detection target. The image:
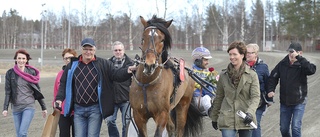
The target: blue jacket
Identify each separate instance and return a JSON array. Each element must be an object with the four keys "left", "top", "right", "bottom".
[
  {"left": 56, "top": 55, "right": 132, "bottom": 119},
  {"left": 250, "top": 58, "right": 273, "bottom": 108}
]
